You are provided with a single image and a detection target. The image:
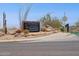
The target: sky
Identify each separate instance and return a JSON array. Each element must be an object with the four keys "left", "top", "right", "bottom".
[{"left": 0, "top": 3, "right": 79, "bottom": 28}]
